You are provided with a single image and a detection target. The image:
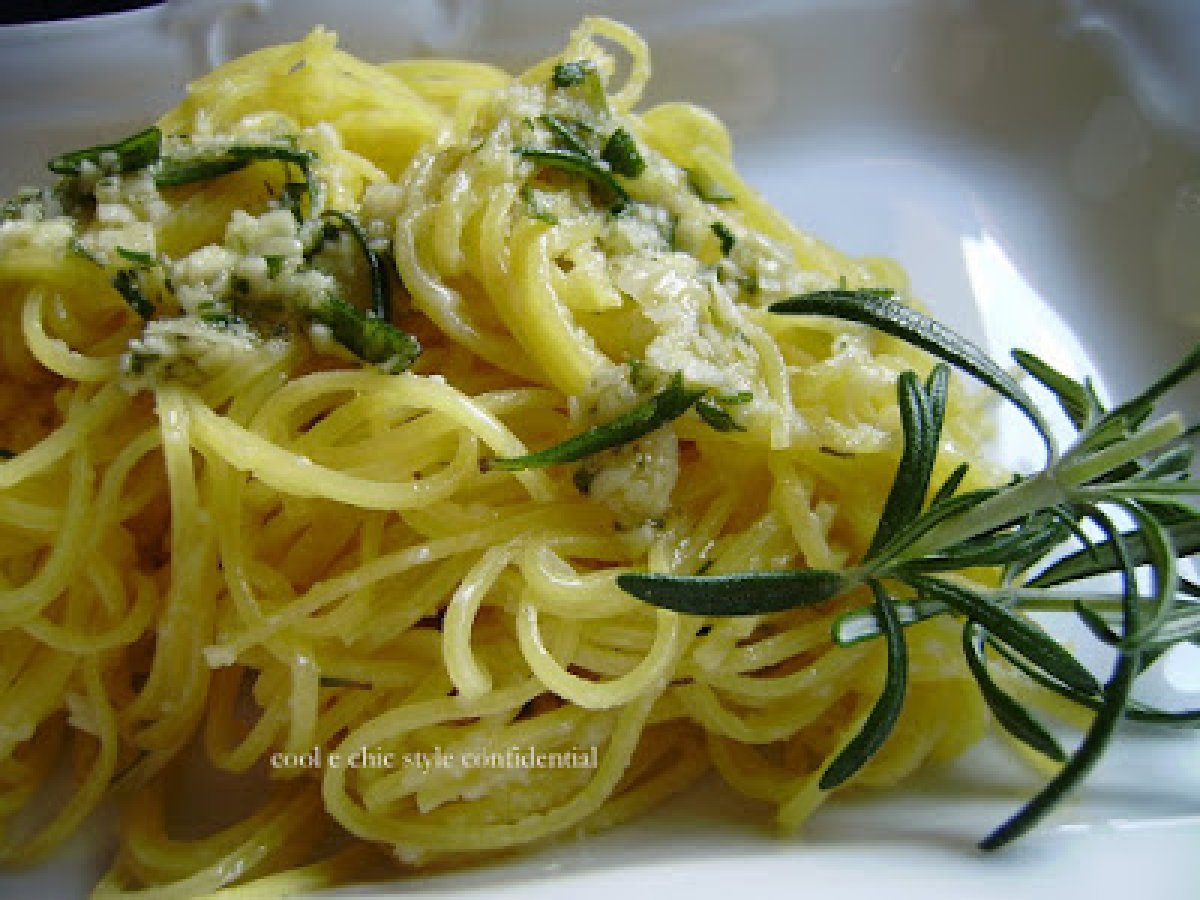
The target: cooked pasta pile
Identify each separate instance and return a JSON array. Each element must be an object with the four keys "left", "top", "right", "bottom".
[{"left": 0, "top": 19, "right": 1001, "bottom": 897}]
